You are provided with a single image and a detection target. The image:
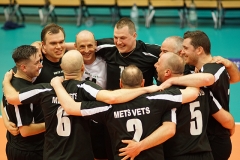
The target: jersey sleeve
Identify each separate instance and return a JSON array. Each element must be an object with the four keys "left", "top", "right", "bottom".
[
  {"left": 2, "top": 95, "right": 7, "bottom": 109},
  {"left": 162, "top": 108, "right": 177, "bottom": 123},
  {"left": 147, "top": 88, "right": 182, "bottom": 111},
  {"left": 19, "top": 83, "right": 51, "bottom": 104},
  {"left": 96, "top": 38, "right": 115, "bottom": 58},
  {"left": 97, "top": 38, "right": 114, "bottom": 45},
  {"left": 145, "top": 43, "right": 161, "bottom": 58},
  {"left": 209, "top": 91, "right": 222, "bottom": 114},
  {"left": 80, "top": 100, "right": 110, "bottom": 124},
  {"left": 3, "top": 95, "right": 35, "bottom": 127},
  {"left": 202, "top": 63, "right": 229, "bottom": 83},
  {"left": 202, "top": 63, "right": 230, "bottom": 111},
  {"left": 77, "top": 81, "right": 102, "bottom": 101}
]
